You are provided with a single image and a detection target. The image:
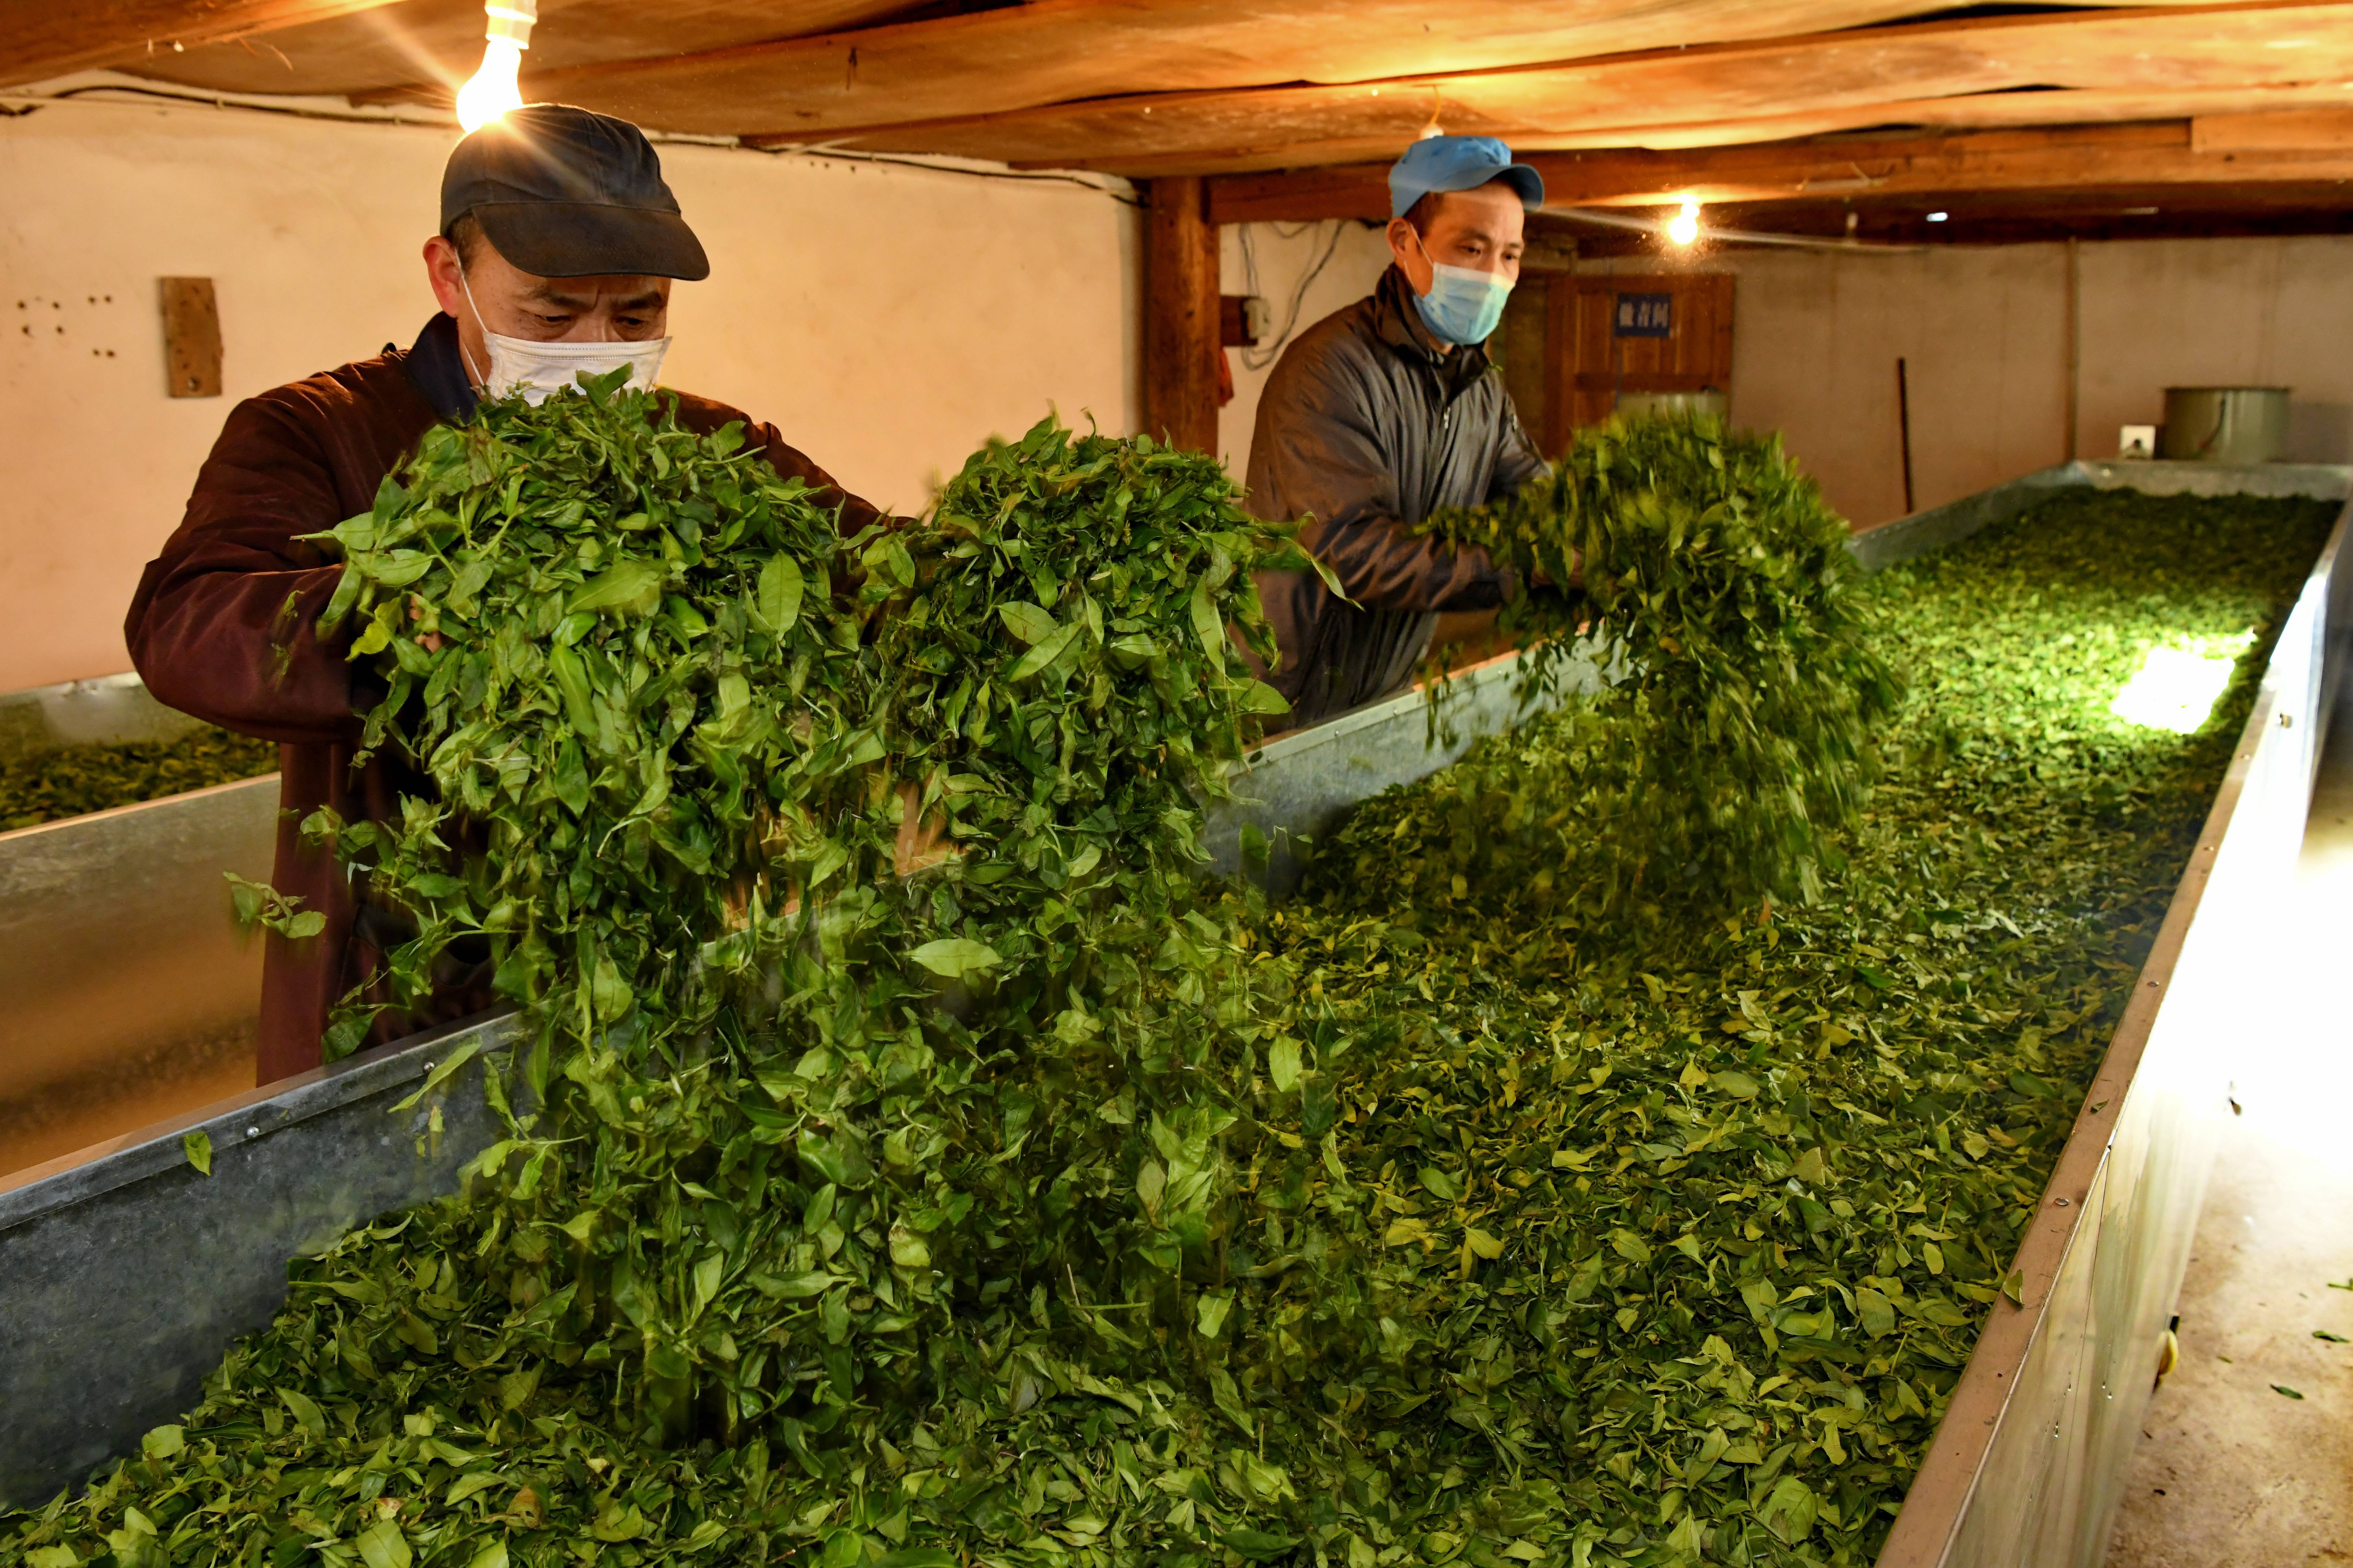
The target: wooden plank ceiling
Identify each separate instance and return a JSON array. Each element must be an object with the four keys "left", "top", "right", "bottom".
[{"left": 10, "top": 0, "right": 2353, "bottom": 230}]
